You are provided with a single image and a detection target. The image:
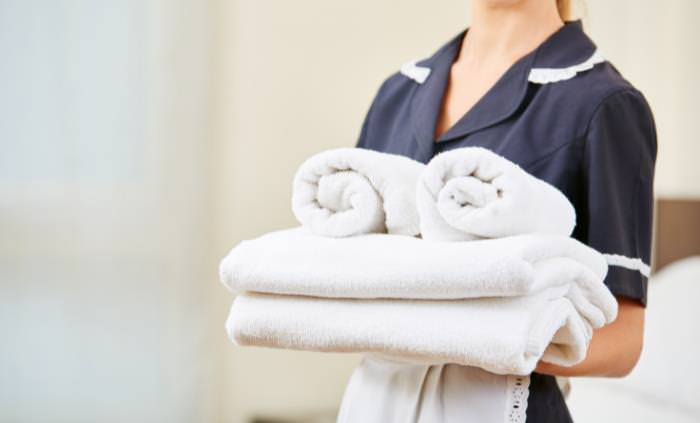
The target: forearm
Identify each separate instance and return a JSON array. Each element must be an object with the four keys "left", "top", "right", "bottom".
[{"left": 535, "top": 297, "right": 645, "bottom": 377}]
